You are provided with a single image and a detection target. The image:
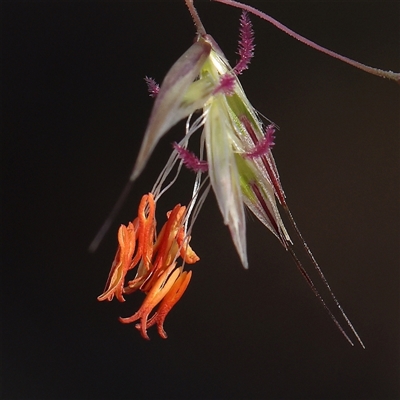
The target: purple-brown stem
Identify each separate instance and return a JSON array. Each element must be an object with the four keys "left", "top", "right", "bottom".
[
  {"left": 184, "top": 0, "right": 207, "bottom": 36},
  {"left": 214, "top": 0, "right": 400, "bottom": 83}
]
